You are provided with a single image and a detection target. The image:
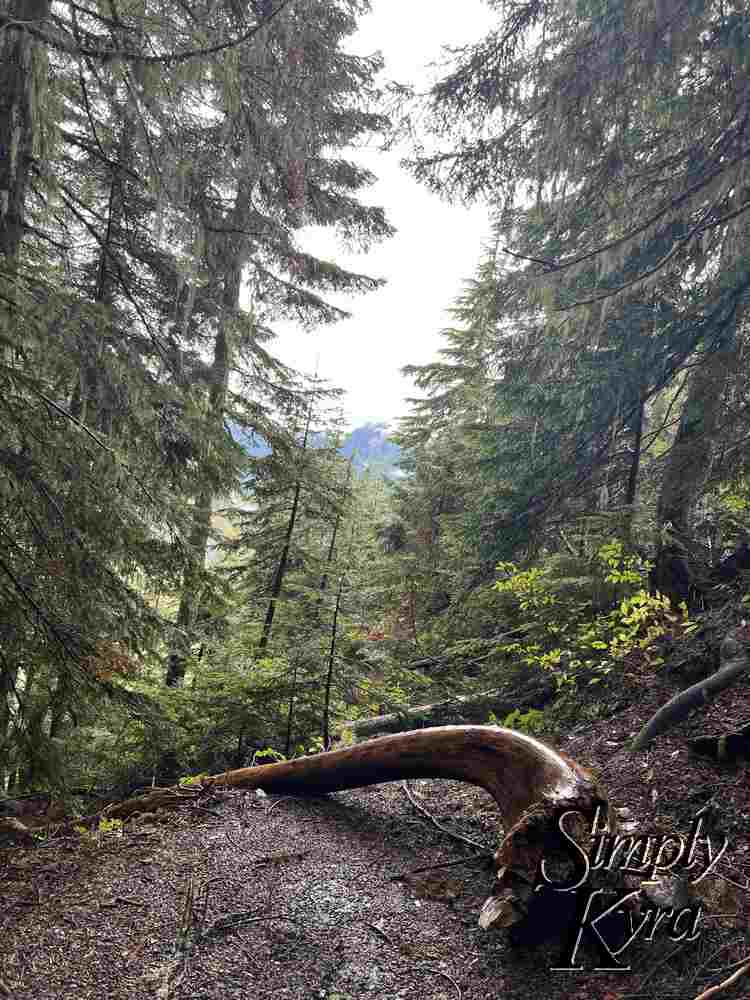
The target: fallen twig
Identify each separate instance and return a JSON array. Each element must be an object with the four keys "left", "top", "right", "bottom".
[
  {"left": 693, "top": 958, "right": 750, "bottom": 1000},
  {"left": 251, "top": 850, "right": 309, "bottom": 867},
  {"left": 634, "top": 942, "right": 688, "bottom": 990},
  {"left": 690, "top": 936, "right": 747, "bottom": 983},
  {"left": 200, "top": 909, "right": 286, "bottom": 942},
  {"left": 401, "top": 781, "right": 488, "bottom": 854},
  {"left": 267, "top": 796, "right": 293, "bottom": 814},
  {"left": 366, "top": 921, "right": 395, "bottom": 947},
  {"left": 407, "top": 966, "right": 461, "bottom": 1000},
  {"left": 391, "top": 854, "right": 491, "bottom": 880},
  {"left": 223, "top": 825, "right": 247, "bottom": 852}
]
